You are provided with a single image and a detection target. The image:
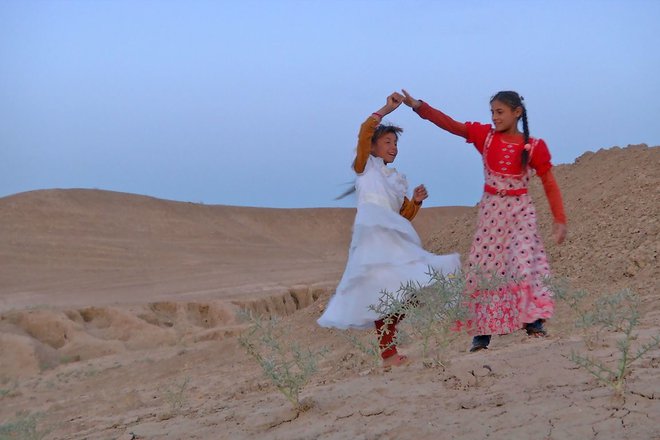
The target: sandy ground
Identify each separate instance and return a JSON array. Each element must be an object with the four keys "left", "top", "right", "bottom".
[{"left": 0, "top": 144, "right": 658, "bottom": 439}]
